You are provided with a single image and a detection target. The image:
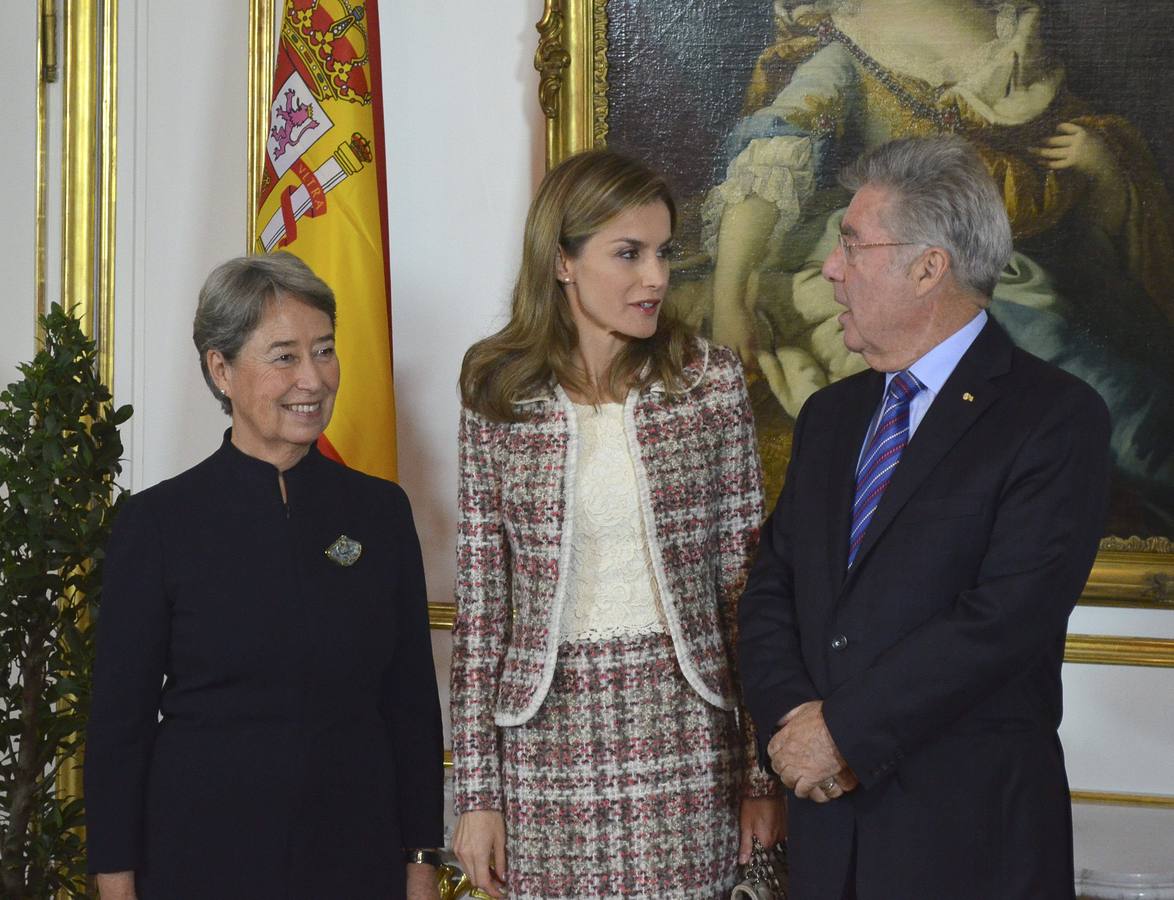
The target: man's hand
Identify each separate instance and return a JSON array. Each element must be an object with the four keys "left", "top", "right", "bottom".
[{"left": 768, "top": 700, "right": 857, "bottom": 802}]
